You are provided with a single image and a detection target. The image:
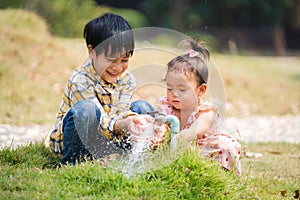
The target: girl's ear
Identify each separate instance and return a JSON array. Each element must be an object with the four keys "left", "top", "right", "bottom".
[
  {"left": 197, "top": 84, "right": 207, "bottom": 97},
  {"left": 87, "top": 45, "right": 94, "bottom": 59}
]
